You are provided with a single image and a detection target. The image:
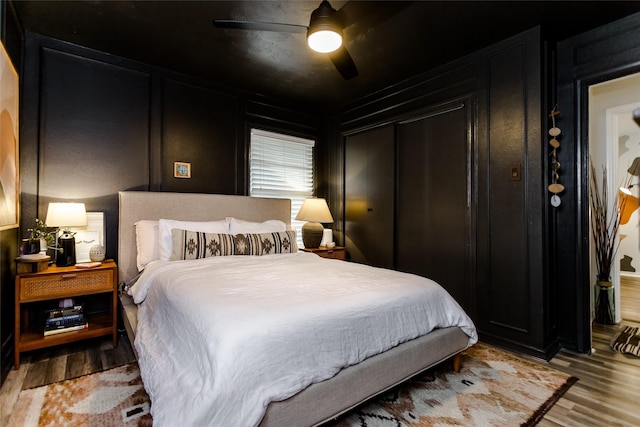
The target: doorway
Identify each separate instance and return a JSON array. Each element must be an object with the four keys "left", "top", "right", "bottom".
[{"left": 588, "top": 72, "right": 640, "bottom": 329}]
